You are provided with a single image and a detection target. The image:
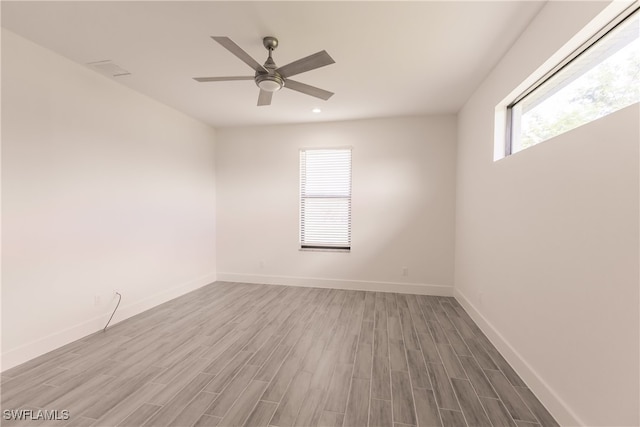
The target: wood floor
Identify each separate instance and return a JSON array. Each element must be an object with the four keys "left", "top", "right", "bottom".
[{"left": 1, "top": 282, "right": 559, "bottom": 427}]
